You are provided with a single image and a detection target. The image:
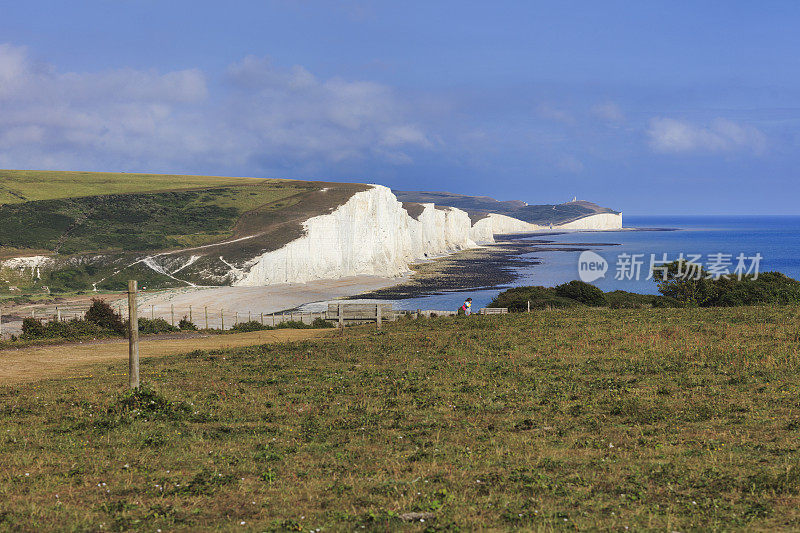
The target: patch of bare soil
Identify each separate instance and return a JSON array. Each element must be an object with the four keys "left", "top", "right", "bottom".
[{"left": 0, "top": 328, "right": 332, "bottom": 385}]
